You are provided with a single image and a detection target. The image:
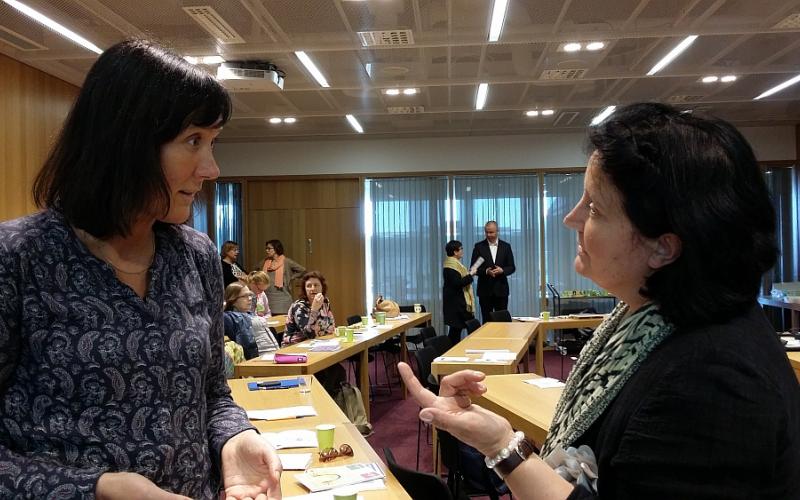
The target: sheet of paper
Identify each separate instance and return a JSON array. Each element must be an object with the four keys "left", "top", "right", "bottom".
[
  {"left": 262, "top": 429, "right": 318, "bottom": 449},
  {"left": 513, "top": 316, "right": 538, "bottom": 322},
  {"left": 309, "top": 339, "right": 341, "bottom": 352},
  {"left": 246, "top": 406, "right": 317, "bottom": 421},
  {"left": 284, "top": 479, "right": 385, "bottom": 499},
  {"left": 386, "top": 314, "right": 409, "bottom": 320},
  {"left": 524, "top": 377, "right": 566, "bottom": 389},
  {"left": 469, "top": 256, "right": 485, "bottom": 274},
  {"left": 435, "top": 356, "right": 470, "bottom": 362},
  {"left": 279, "top": 453, "right": 313, "bottom": 470},
  {"left": 260, "top": 353, "right": 276, "bottom": 361},
  {"left": 295, "top": 463, "right": 385, "bottom": 492},
  {"left": 465, "top": 349, "right": 510, "bottom": 354},
  {"left": 480, "top": 351, "right": 517, "bottom": 362}
]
